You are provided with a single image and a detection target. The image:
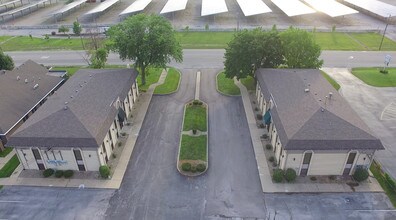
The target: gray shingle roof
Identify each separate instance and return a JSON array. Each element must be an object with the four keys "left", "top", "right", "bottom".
[
  {"left": 256, "top": 69, "right": 384, "bottom": 151},
  {"left": 0, "top": 60, "right": 64, "bottom": 135},
  {"left": 7, "top": 68, "right": 138, "bottom": 148}
]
